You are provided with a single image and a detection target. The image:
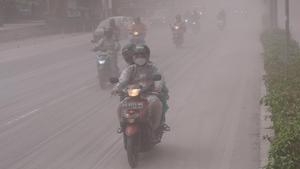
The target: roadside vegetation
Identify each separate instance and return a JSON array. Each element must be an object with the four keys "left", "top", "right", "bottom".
[{"left": 261, "top": 30, "right": 300, "bottom": 169}]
